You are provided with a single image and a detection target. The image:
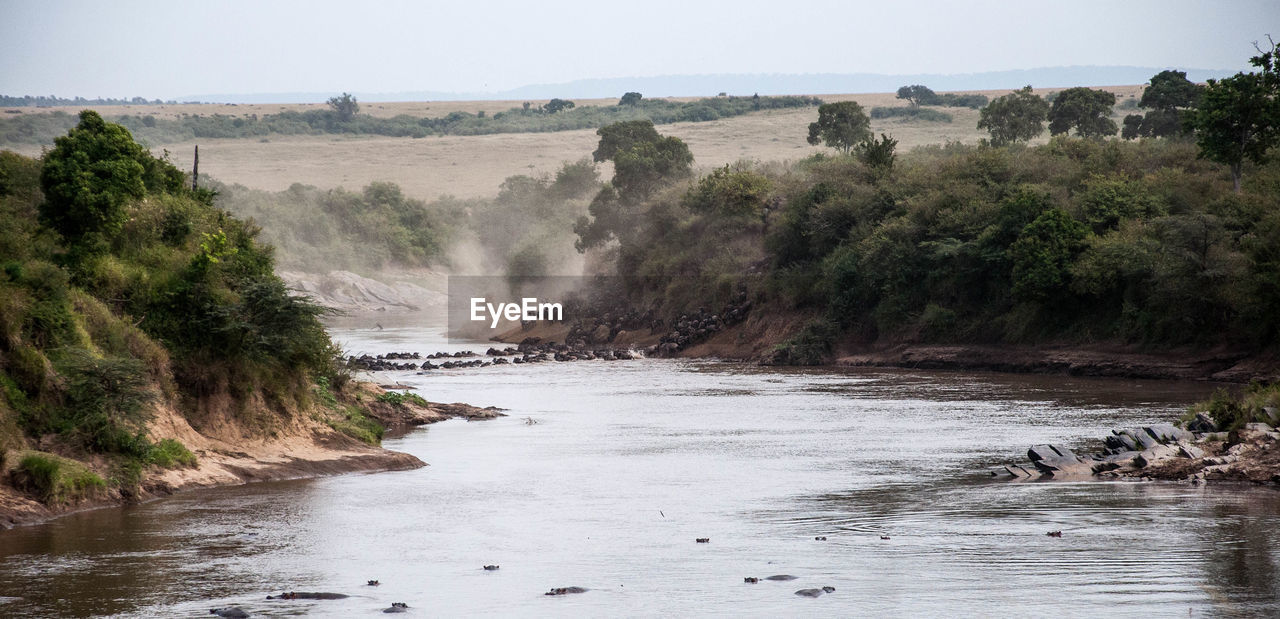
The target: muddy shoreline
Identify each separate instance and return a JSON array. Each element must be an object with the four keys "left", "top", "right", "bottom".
[
  {"left": 491, "top": 319, "right": 1277, "bottom": 383},
  {"left": 834, "top": 345, "right": 1278, "bottom": 383}
]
